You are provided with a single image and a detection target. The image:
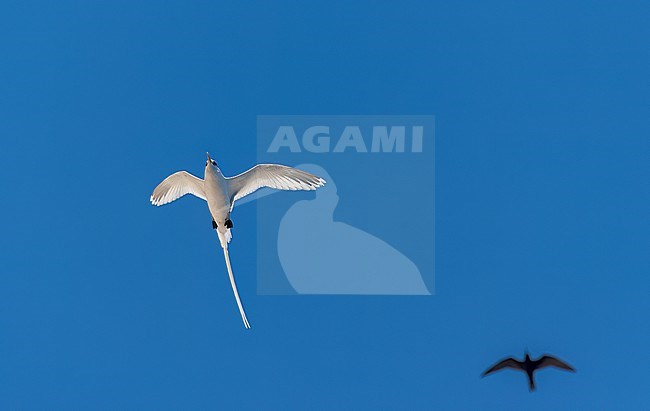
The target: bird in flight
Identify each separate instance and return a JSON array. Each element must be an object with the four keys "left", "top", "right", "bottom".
[
  {"left": 482, "top": 351, "right": 575, "bottom": 391},
  {"left": 151, "top": 152, "right": 326, "bottom": 329}
]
